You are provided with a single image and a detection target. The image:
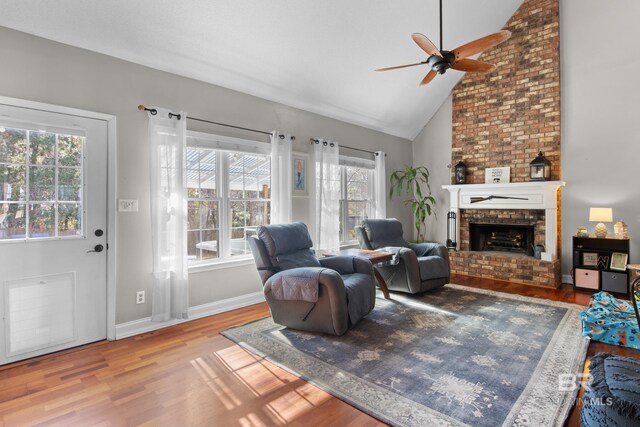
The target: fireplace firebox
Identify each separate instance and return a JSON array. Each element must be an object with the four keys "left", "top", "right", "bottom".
[{"left": 469, "top": 223, "right": 535, "bottom": 256}]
